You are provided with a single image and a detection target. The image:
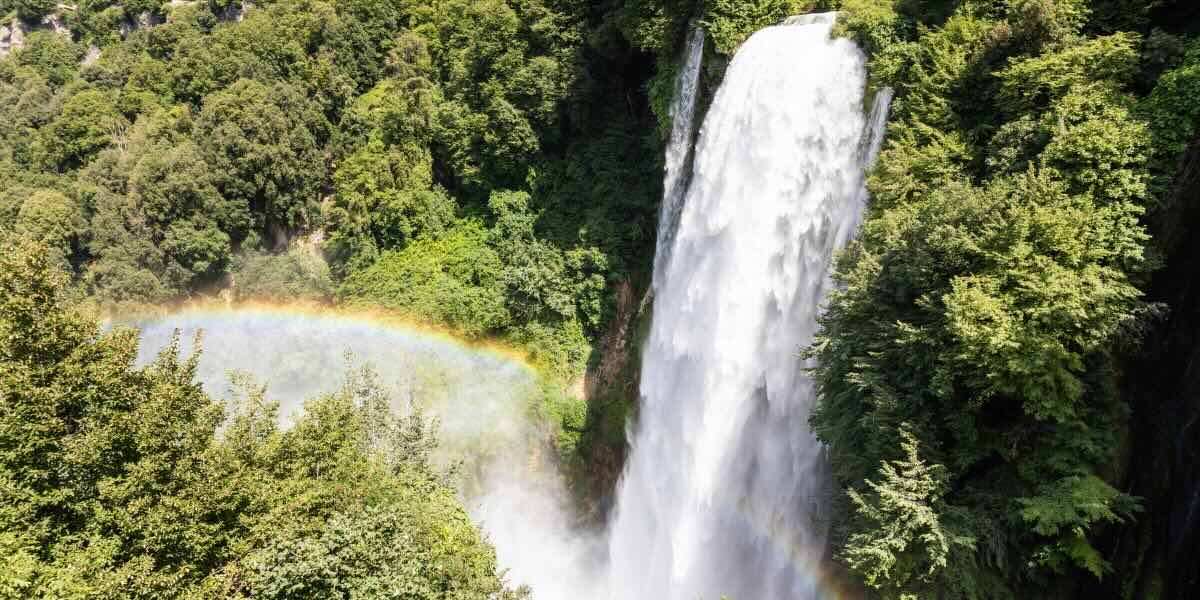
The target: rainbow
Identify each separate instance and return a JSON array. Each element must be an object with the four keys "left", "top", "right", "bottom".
[
  {"left": 111, "top": 302, "right": 542, "bottom": 433},
  {"left": 113, "top": 300, "right": 537, "bottom": 370},
  {"left": 706, "top": 492, "right": 864, "bottom": 600}
]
